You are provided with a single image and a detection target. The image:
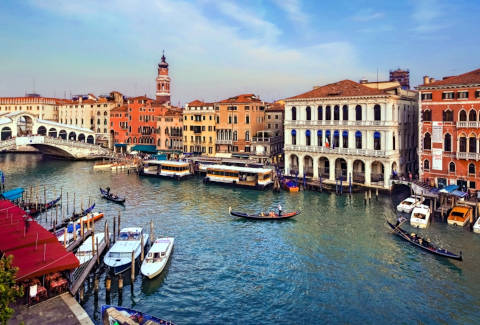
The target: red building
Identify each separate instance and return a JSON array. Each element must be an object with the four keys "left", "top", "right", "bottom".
[{"left": 418, "top": 68, "right": 480, "bottom": 192}]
